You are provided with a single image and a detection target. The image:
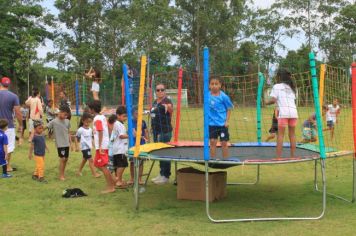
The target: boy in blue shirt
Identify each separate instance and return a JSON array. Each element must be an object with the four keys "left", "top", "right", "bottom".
[
  {"left": 29, "top": 120, "right": 48, "bottom": 183},
  {"left": 0, "top": 119, "right": 11, "bottom": 178},
  {"left": 209, "top": 78, "right": 233, "bottom": 158}
]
